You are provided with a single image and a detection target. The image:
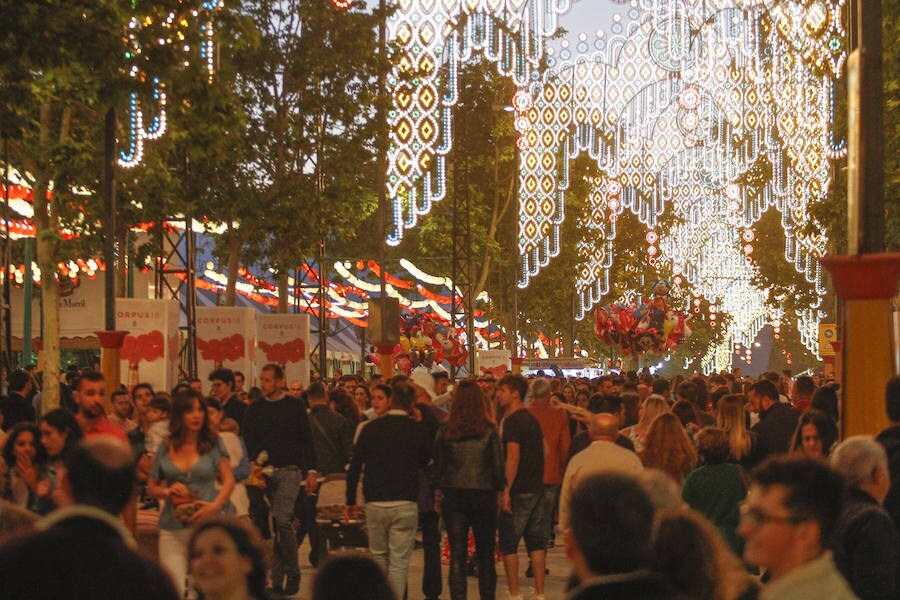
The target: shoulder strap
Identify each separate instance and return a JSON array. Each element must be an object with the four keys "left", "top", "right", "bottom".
[{"left": 736, "top": 463, "right": 750, "bottom": 493}]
